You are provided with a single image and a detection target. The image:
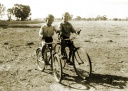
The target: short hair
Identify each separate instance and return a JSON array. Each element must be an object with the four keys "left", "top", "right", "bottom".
[
  {"left": 62, "top": 12, "right": 70, "bottom": 17},
  {"left": 46, "top": 14, "right": 54, "bottom": 21}
]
